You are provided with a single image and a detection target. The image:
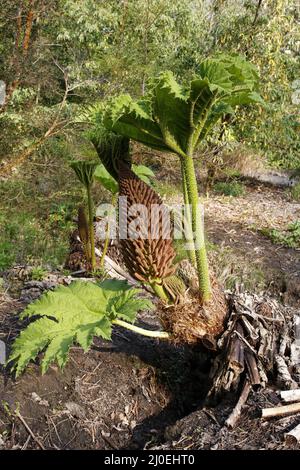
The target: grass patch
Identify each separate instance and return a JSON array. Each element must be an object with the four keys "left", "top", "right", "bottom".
[
  {"left": 154, "top": 180, "right": 181, "bottom": 199},
  {"left": 289, "top": 183, "right": 300, "bottom": 202},
  {"left": 260, "top": 221, "right": 300, "bottom": 248},
  {"left": 208, "top": 242, "right": 266, "bottom": 292},
  {"left": 0, "top": 211, "right": 73, "bottom": 271},
  {"left": 213, "top": 181, "right": 245, "bottom": 197}
]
